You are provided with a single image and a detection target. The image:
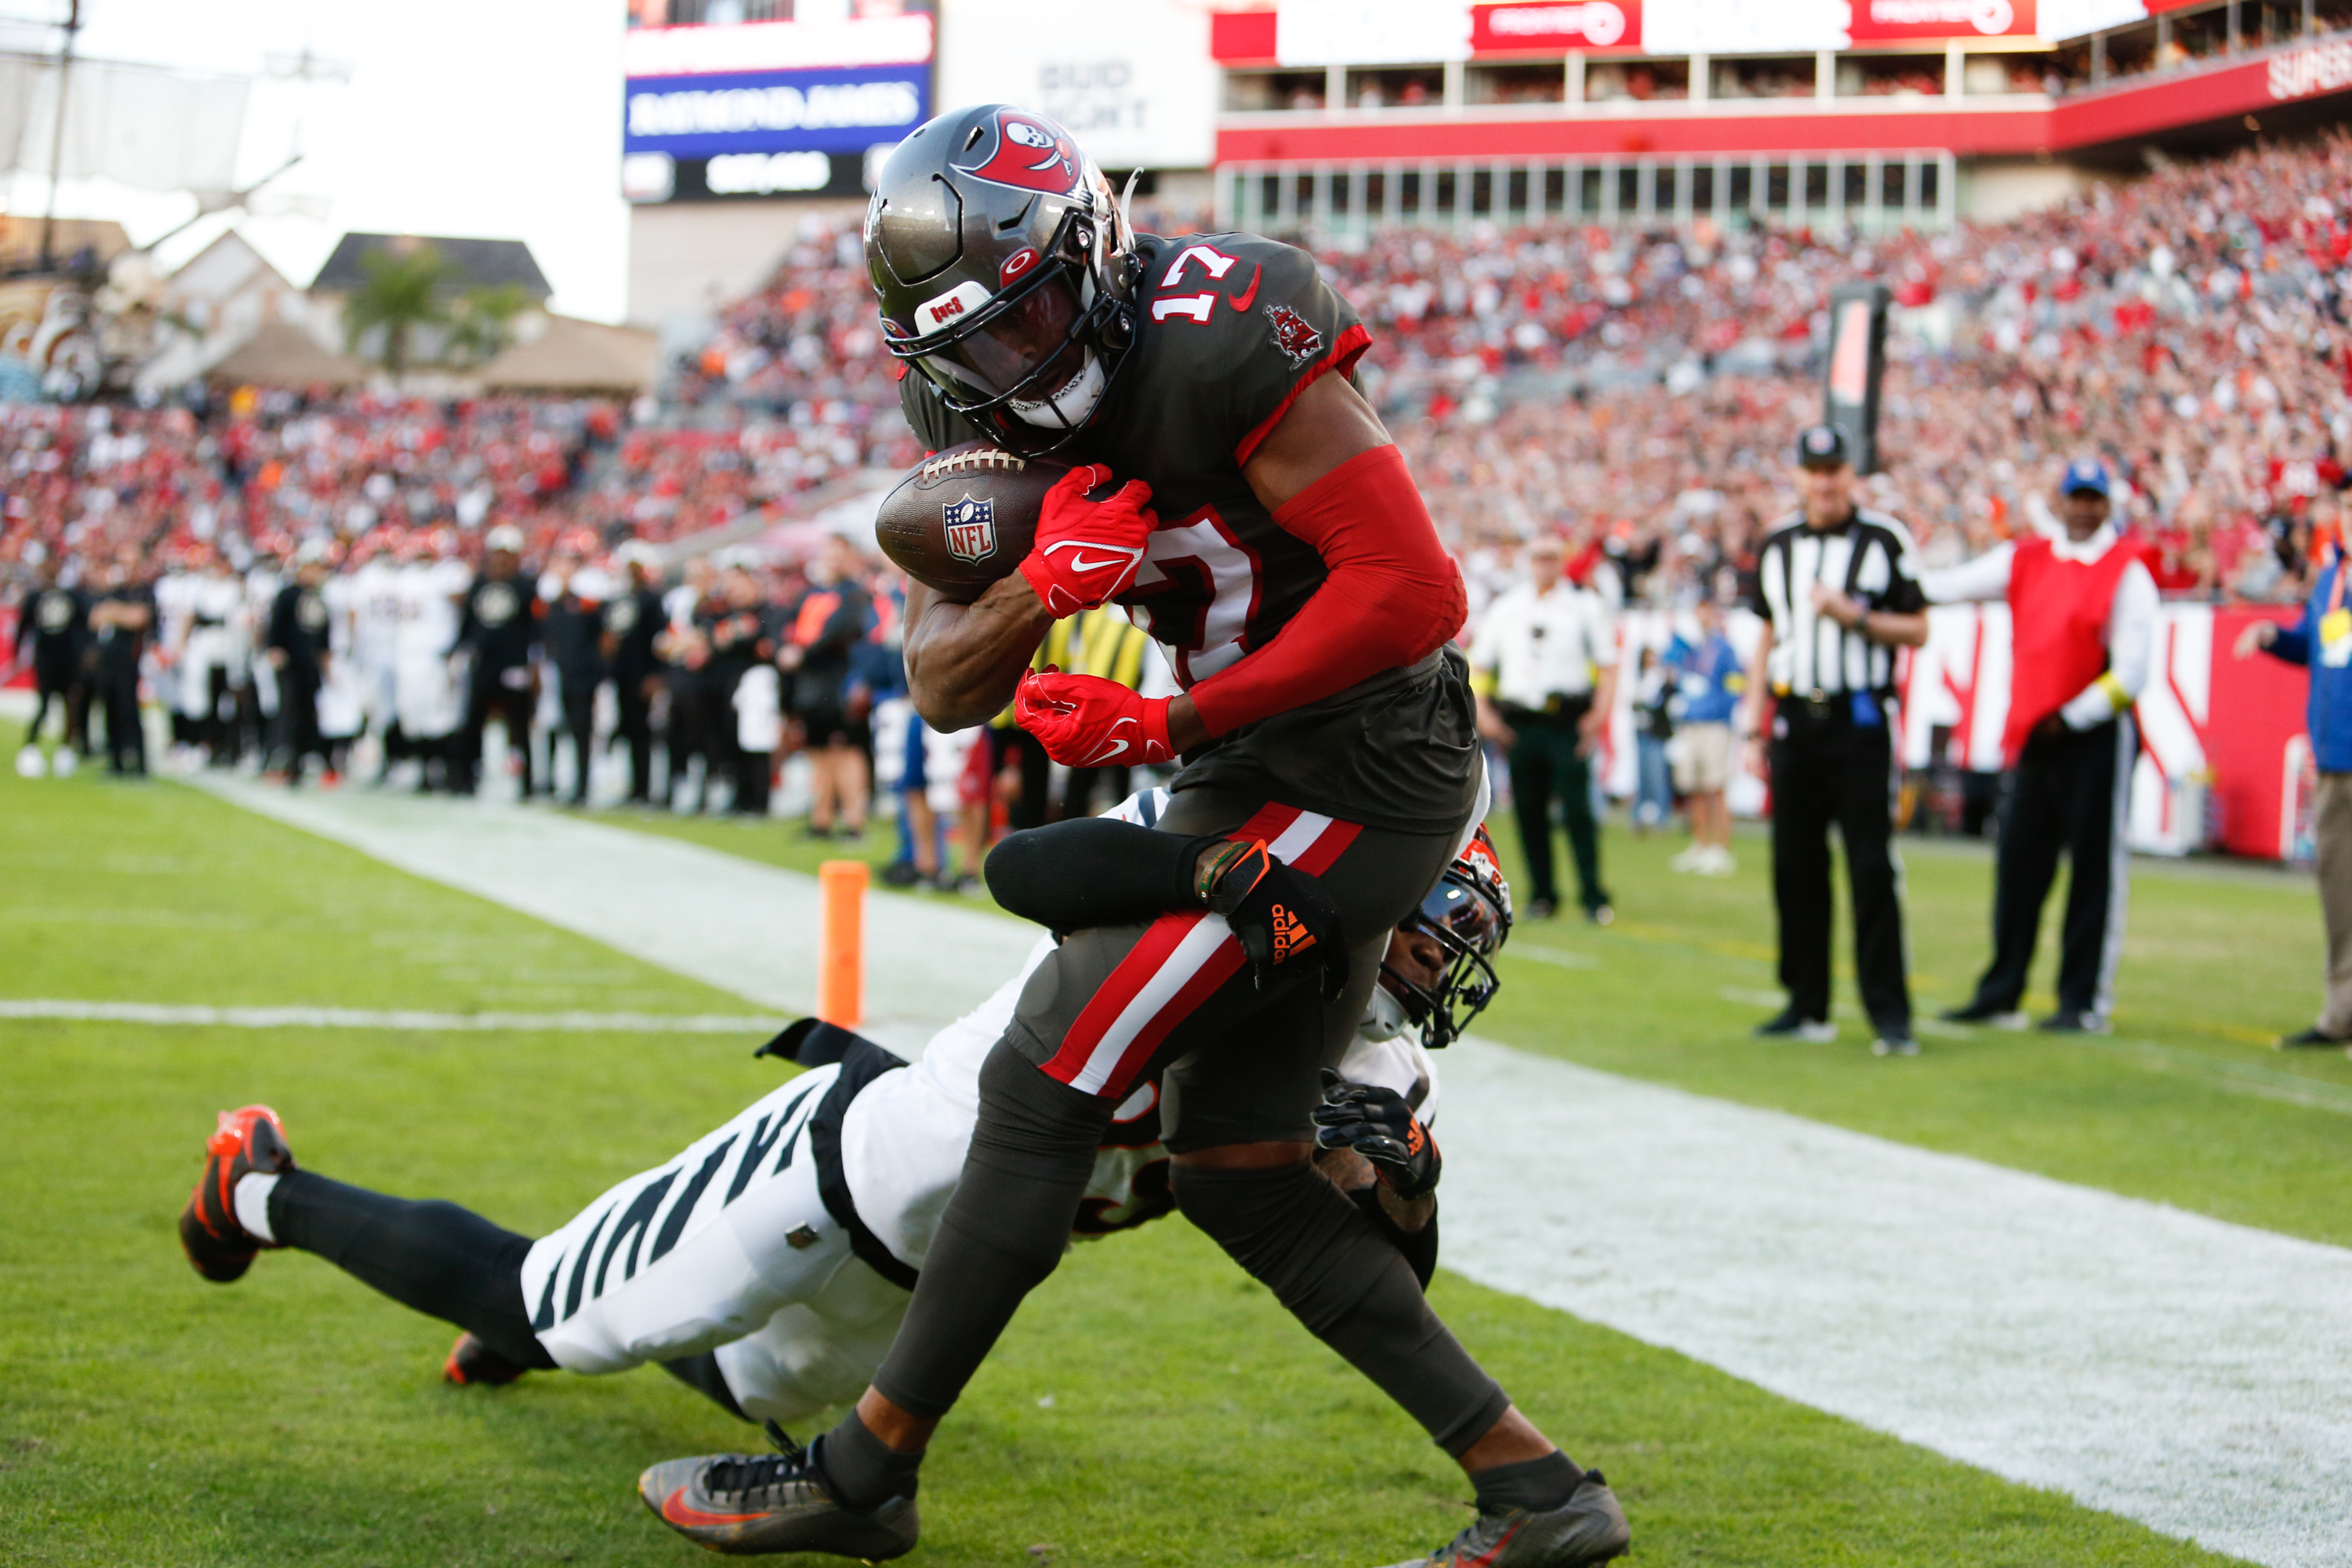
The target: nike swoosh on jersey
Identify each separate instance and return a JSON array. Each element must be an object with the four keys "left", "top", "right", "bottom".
[
  {"left": 1229, "top": 263, "right": 1262, "bottom": 313},
  {"left": 661, "top": 1488, "right": 768, "bottom": 1528}
]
